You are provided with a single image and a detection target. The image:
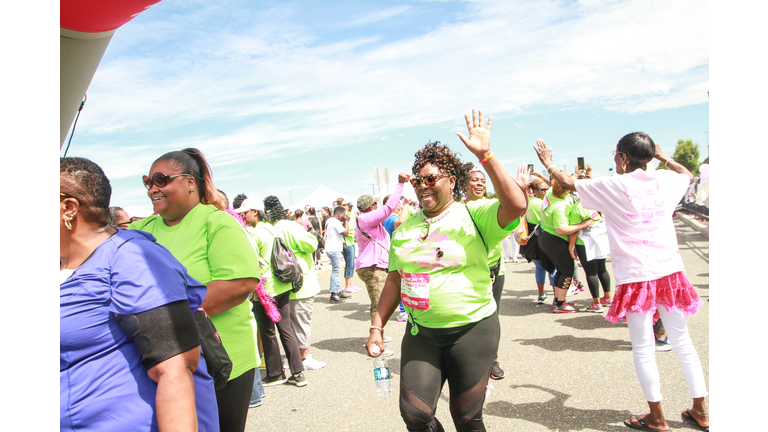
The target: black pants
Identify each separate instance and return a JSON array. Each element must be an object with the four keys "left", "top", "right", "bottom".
[
  {"left": 574, "top": 244, "right": 611, "bottom": 298},
  {"left": 215, "top": 367, "right": 255, "bottom": 432},
  {"left": 537, "top": 230, "right": 574, "bottom": 291},
  {"left": 491, "top": 274, "right": 505, "bottom": 358},
  {"left": 251, "top": 291, "right": 304, "bottom": 378},
  {"left": 399, "top": 314, "right": 499, "bottom": 432}
]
